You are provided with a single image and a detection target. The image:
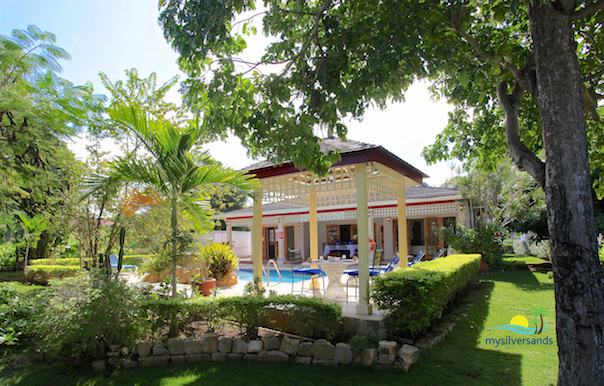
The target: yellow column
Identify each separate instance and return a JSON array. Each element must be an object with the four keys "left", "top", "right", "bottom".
[
  {"left": 309, "top": 192, "right": 320, "bottom": 290},
  {"left": 253, "top": 189, "right": 263, "bottom": 289},
  {"left": 398, "top": 178, "right": 408, "bottom": 267},
  {"left": 356, "top": 163, "right": 372, "bottom": 315}
]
